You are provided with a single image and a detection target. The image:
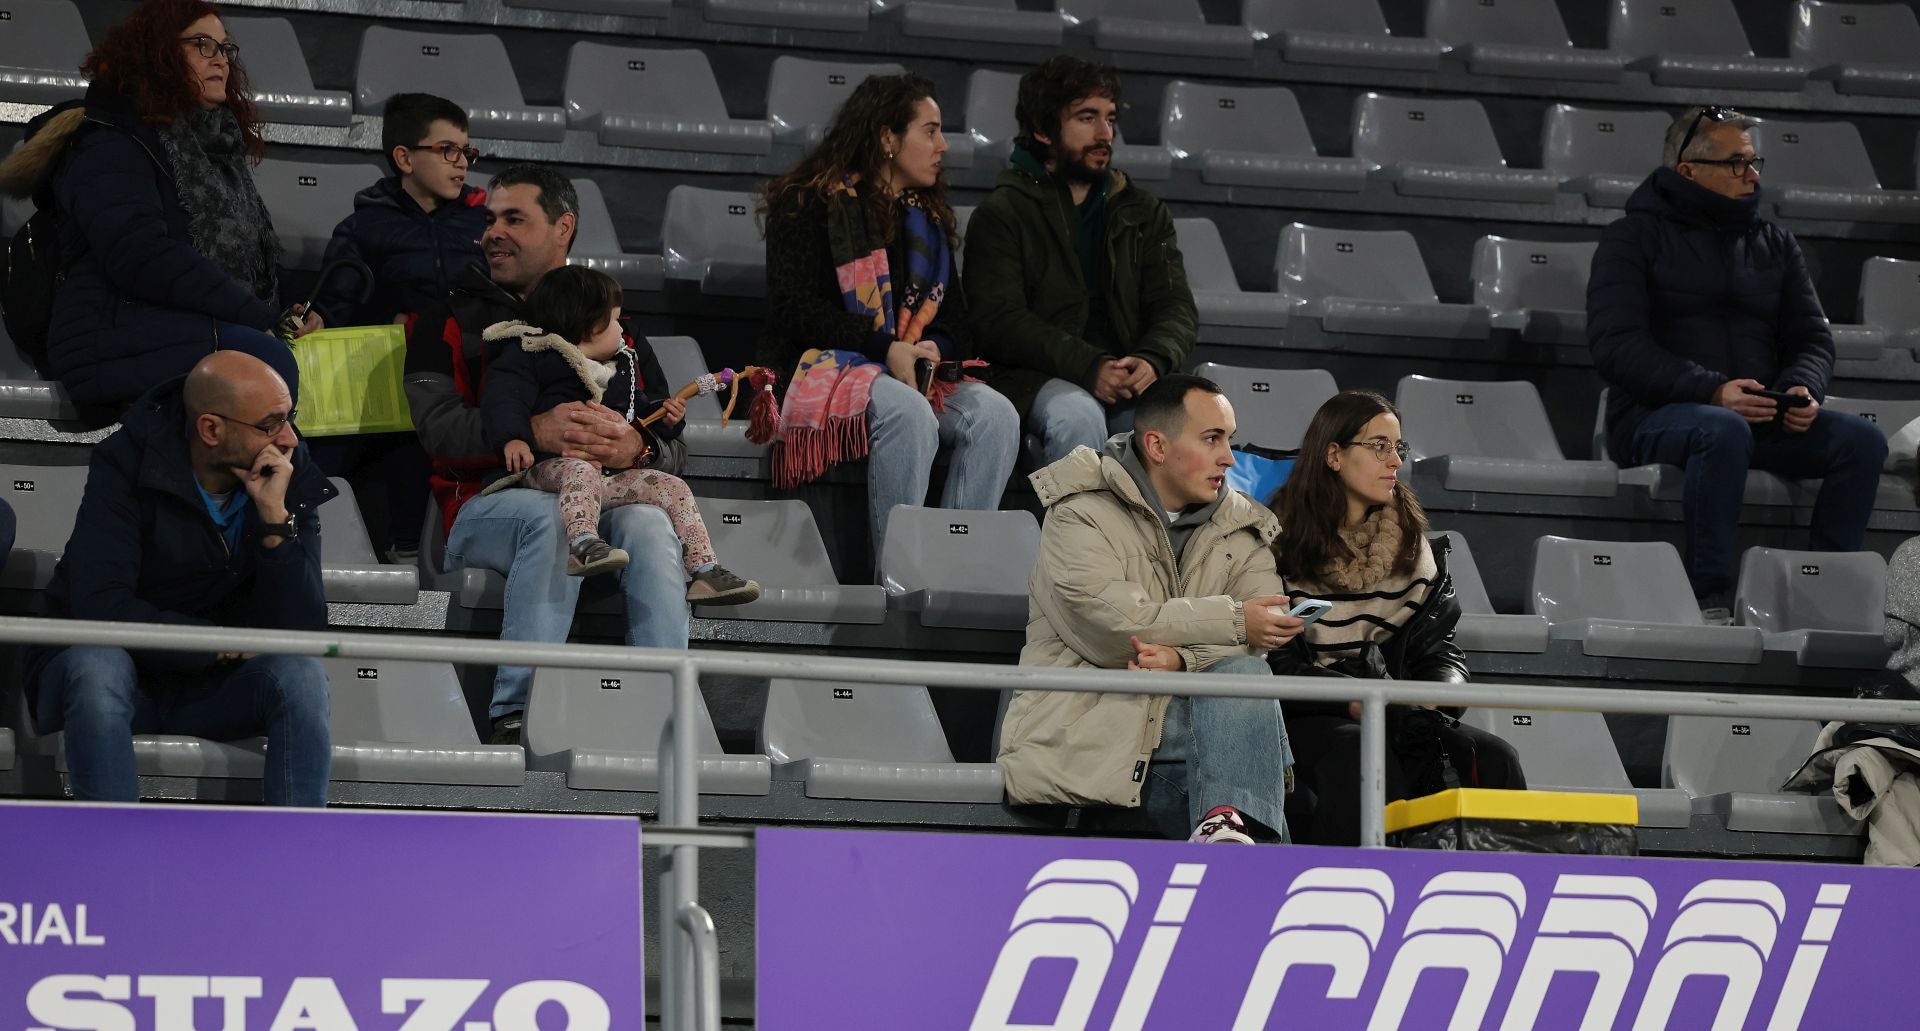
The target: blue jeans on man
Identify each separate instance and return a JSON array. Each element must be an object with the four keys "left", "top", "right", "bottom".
[
  {"left": 35, "top": 647, "right": 332, "bottom": 804},
  {"left": 1141, "top": 654, "right": 1292, "bottom": 842},
  {"left": 1626, "top": 403, "right": 1888, "bottom": 598},
  {"left": 1029, "top": 377, "right": 1136, "bottom": 465},
  {"left": 444, "top": 489, "right": 692, "bottom": 718}
]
